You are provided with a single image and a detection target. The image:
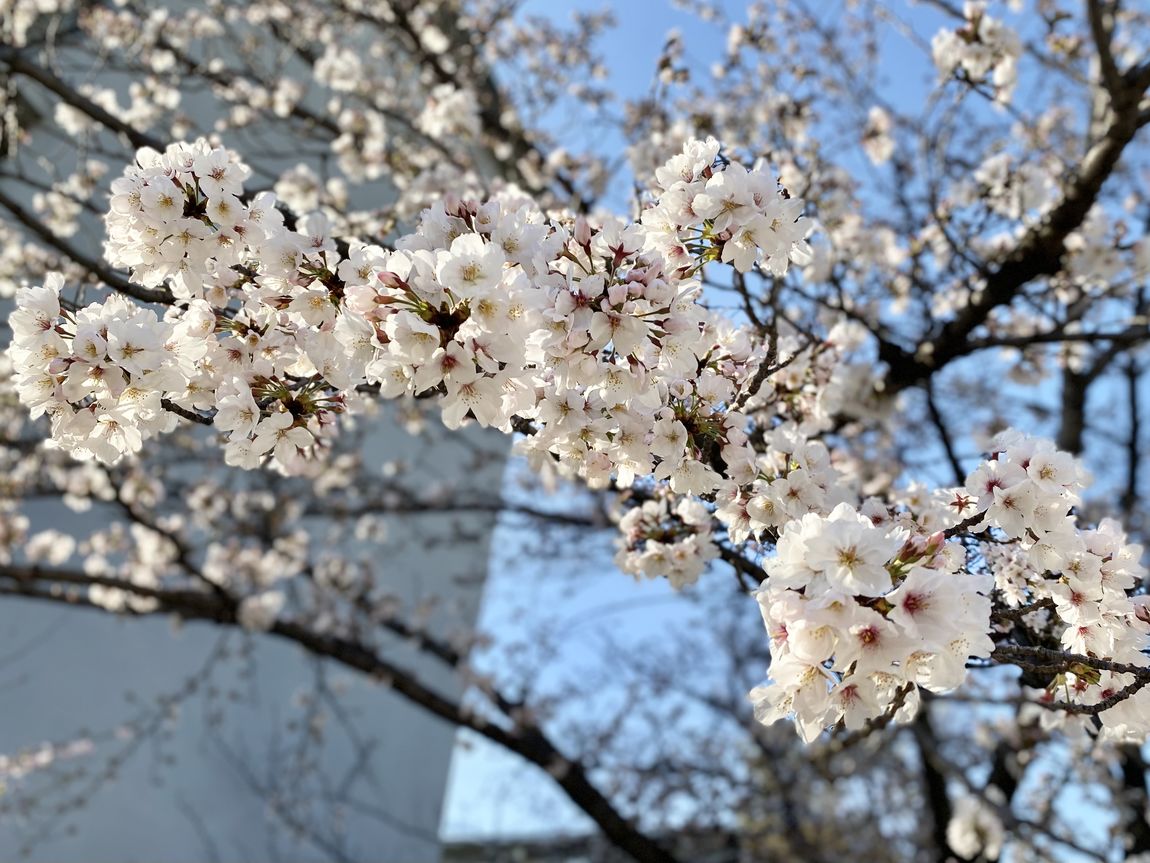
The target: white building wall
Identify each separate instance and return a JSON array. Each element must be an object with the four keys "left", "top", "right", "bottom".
[{"left": 0, "top": 21, "right": 508, "bottom": 862}]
